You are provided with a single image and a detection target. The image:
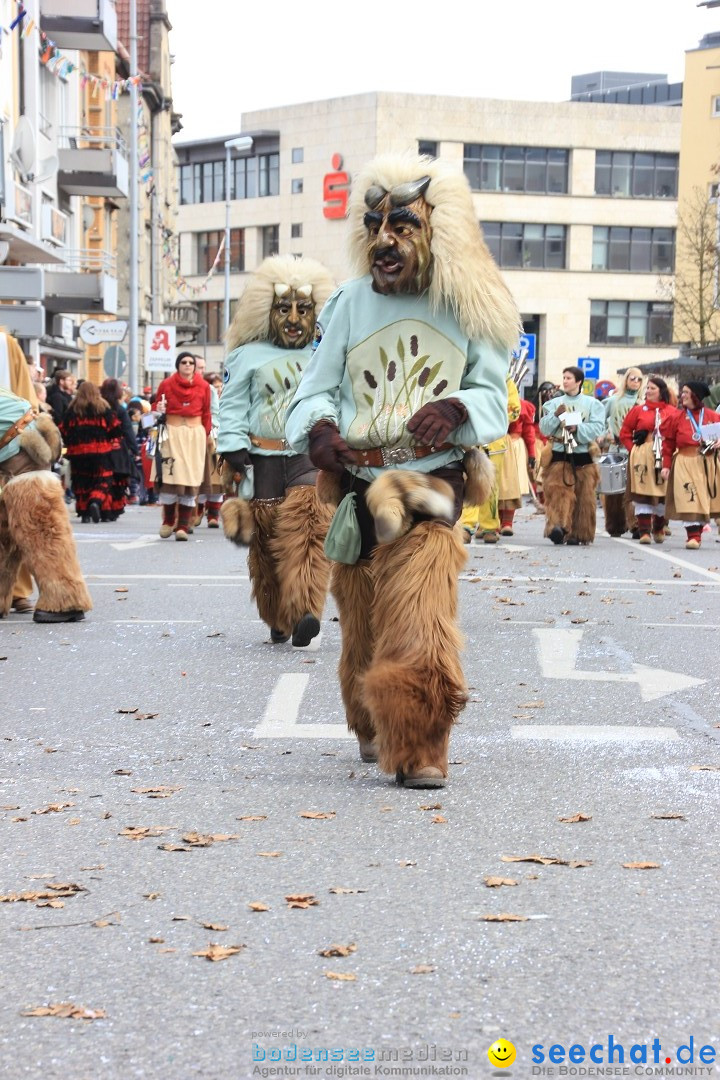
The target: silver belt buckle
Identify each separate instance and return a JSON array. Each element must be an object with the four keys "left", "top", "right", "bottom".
[
  {"left": 381, "top": 446, "right": 416, "bottom": 466},
  {"left": 280, "top": 438, "right": 288, "bottom": 450}
]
